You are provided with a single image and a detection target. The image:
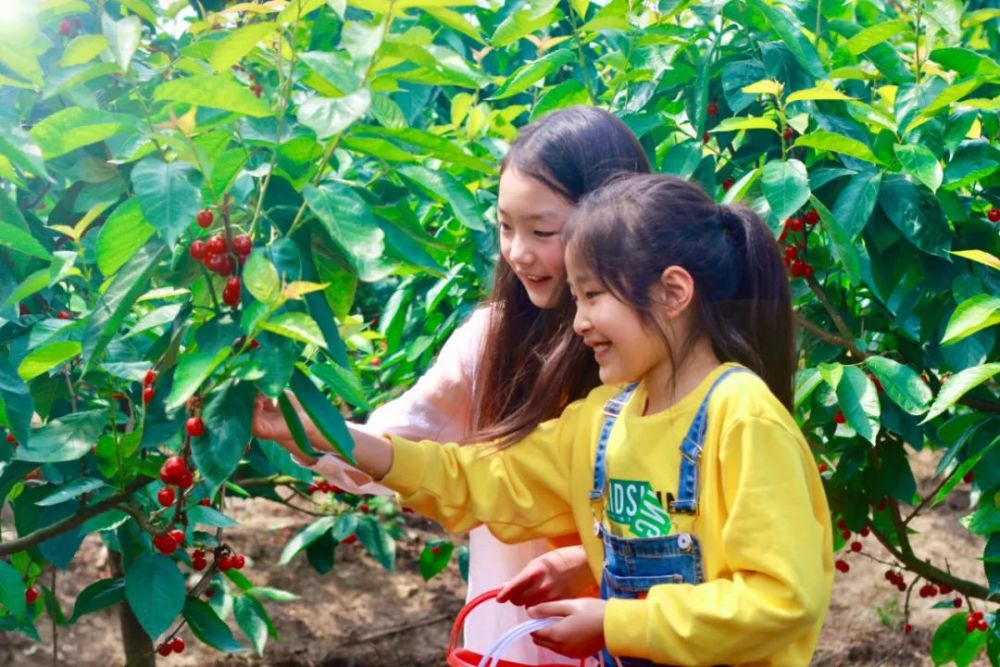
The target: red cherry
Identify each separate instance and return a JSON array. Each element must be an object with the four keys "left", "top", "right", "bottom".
[
  {"left": 25, "top": 587, "right": 38, "bottom": 604},
  {"left": 232, "top": 235, "right": 252, "bottom": 256},
  {"left": 784, "top": 246, "right": 798, "bottom": 261},
  {"left": 371, "top": 358, "right": 381, "bottom": 368},
  {"left": 783, "top": 127, "right": 795, "bottom": 141},
  {"left": 205, "top": 587, "right": 216, "bottom": 598},
  {"left": 977, "top": 619, "right": 988, "bottom": 631},
  {"left": 343, "top": 534, "right": 358, "bottom": 545},
  {"left": 205, "top": 252, "right": 225, "bottom": 273},
  {"left": 788, "top": 217, "right": 804, "bottom": 231},
  {"left": 805, "top": 209, "right": 820, "bottom": 225},
  {"left": 157, "top": 643, "right": 172, "bottom": 657},
  {"left": 58, "top": 19, "right": 71, "bottom": 36},
  {"left": 193, "top": 557, "right": 207, "bottom": 571},
  {"left": 6, "top": 433, "right": 16, "bottom": 444},
  {"left": 835, "top": 559, "right": 850, "bottom": 573},
  {"left": 430, "top": 545, "right": 441, "bottom": 555},
  {"left": 223, "top": 285, "right": 241, "bottom": 308},
  {"left": 836, "top": 518, "right": 847, "bottom": 530},
  {"left": 142, "top": 386, "right": 155, "bottom": 404},
  {"left": 834, "top": 410, "right": 846, "bottom": 424},
  {"left": 803, "top": 263, "right": 814, "bottom": 278},
  {"left": 157, "top": 487, "right": 176, "bottom": 507},
  {"left": 722, "top": 177, "right": 734, "bottom": 191},
  {"left": 850, "top": 541, "right": 862, "bottom": 553},
  {"left": 963, "top": 471, "right": 974, "bottom": 484},
  {"left": 170, "top": 637, "right": 185, "bottom": 654},
  {"left": 163, "top": 456, "right": 187, "bottom": 478},
  {"left": 189, "top": 240, "right": 207, "bottom": 260},
  {"left": 707, "top": 101, "right": 719, "bottom": 117},
  {"left": 251, "top": 83, "right": 263, "bottom": 97},
  {"left": 702, "top": 131, "right": 711, "bottom": 143},
  {"left": 197, "top": 210, "right": 214, "bottom": 228},
  {"left": 249, "top": 339, "right": 260, "bottom": 349},
  {"left": 177, "top": 470, "right": 193, "bottom": 490},
  {"left": 56, "top": 310, "right": 72, "bottom": 320},
  {"left": 841, "top": 530, "right": 851, "bottom": 540},
  {"left": 860, "top": 526, "right": 870, "bottom": 537},
  {"left": 168, "top": 529, "right": 185, "bottom": 546},
  {"left": 144, "top": 370, "right": 156, "bottom": 386},
  {"left": 186, "top": 417, "right": 205, "bottom": 437},
  {"left": 988, "top": 208, "right": 1000, "bottom": 222},
  {"left": 233, "top": 554, "right": 245, "bottom": 569},
  {"left": 218, "top": 556, "right": 232, "bottom": 571},
  {"left": 954, "top": 598, "right": 963, "bottom": 607},
  {"left": 199, "top": 498, "right": 211, "bottom": 507},
  {"left": 791, "top": 258, "right": 806, "bottom": 277},
  {"left": 903, "top": 623, "right": 912, "bottom": 634},
  {"left": 154, "top": 533, "right": 178, "bottom": 555},
  {"left": 359, "top": 503, "right": 370, "bottom": 514},
  {"left": 940, "top": 584, "right": 953, "bottom": 594},
  {"left": 817, "top": 463, "right": 827, "bottom": 473},
  {"left": 207, "top": 235, "right": 226, "bottom": 255},
  {"left": 215, "top": 254, "right": 235, "bottom": 277}
]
